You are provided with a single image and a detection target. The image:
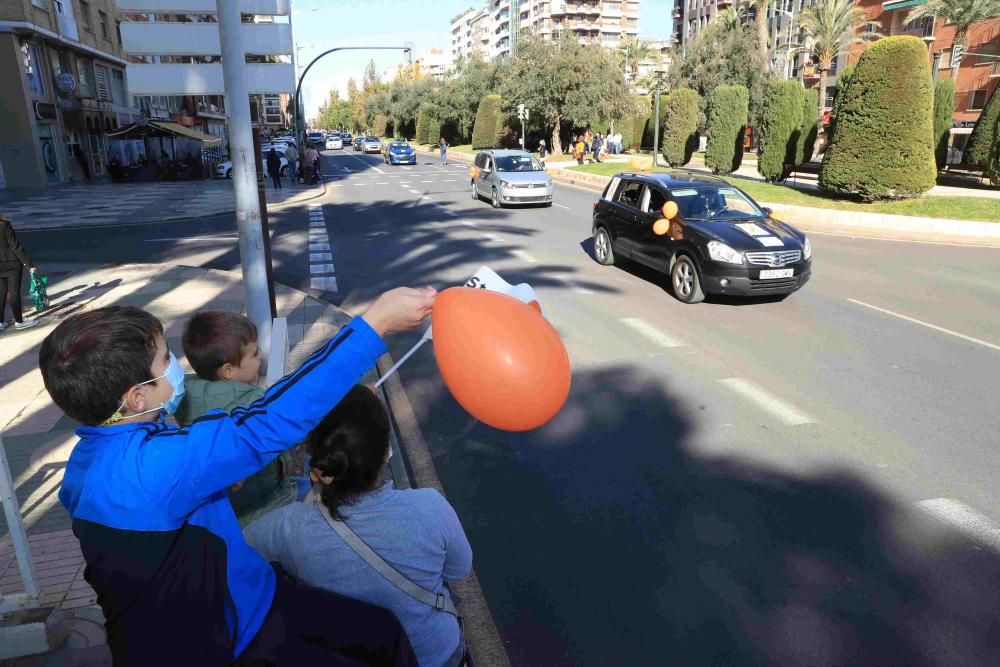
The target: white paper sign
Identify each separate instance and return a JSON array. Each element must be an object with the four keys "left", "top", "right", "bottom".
[
  {"left": 422, "top": 266, "right": 541, "bottom": 341},
  {"left": 757, "top": 236, "right": 785, "bottom": 247},
  {"left": 735, "top": 223, "right": 770, "bottom": 237}
]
